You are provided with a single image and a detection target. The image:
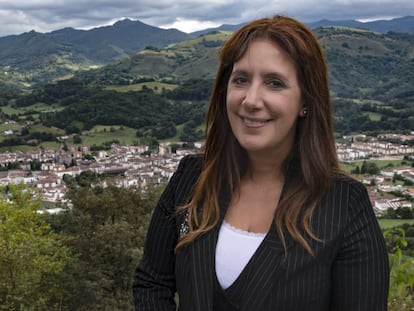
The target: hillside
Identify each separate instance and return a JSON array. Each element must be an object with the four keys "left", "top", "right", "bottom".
[
  {"left": 0, "top": 16, "right": 412, "bottom": 92},
  {"left": 192, "top": 16, "right": 414, "bottom": 37},
  {"left": 0, "top": 19, "right": 192, "bottom": 90},
  {"left": 0, "top": 25, "right": 413, "bottom": 146},
  {"left": 77, "top": 27, "right": 414, "bottom": 105},
  {"left": 308, "top": 15, "right": 414, "bottom": 33},
  {"left": 76, "top": 30, "right": 231, "bottom": 87}
]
